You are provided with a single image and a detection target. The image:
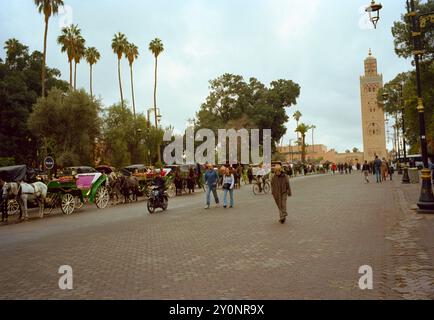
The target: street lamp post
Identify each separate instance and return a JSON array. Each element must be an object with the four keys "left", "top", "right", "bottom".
[
  {"left": 398, "top": 84, "right": 411, "bottom": 184},
  {"left": 367, "top": 0, "right": 434, "bottom": 212}
]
